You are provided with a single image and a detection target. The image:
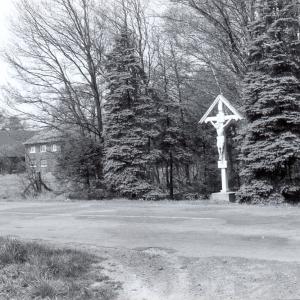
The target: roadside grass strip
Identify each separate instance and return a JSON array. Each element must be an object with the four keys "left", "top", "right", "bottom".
[{"left": 0, "top": 237, "right": 120, "bottom": 299}]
